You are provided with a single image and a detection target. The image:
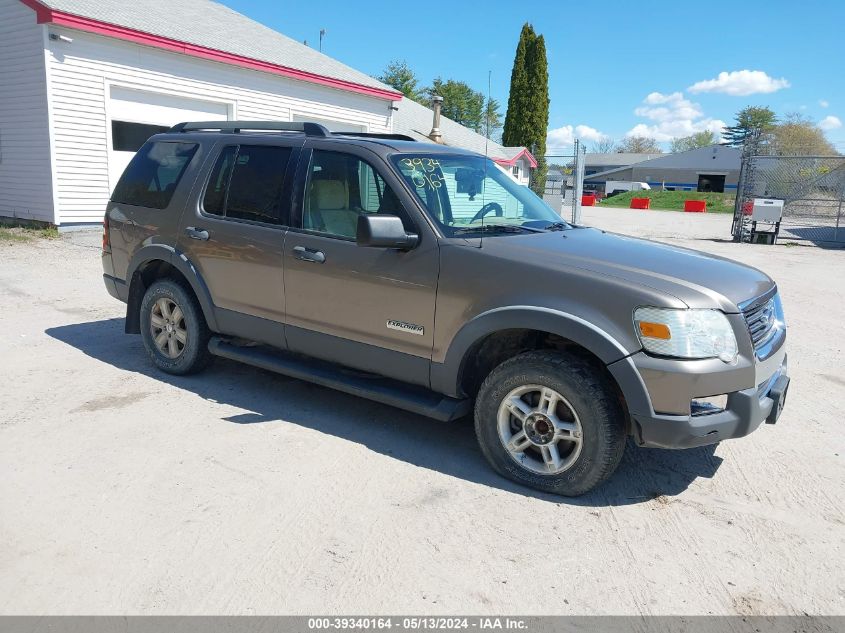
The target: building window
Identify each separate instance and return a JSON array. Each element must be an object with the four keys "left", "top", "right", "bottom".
[
  {"left": 111, "top": 141, "right": 198, "bottom": 209},
  {"left": 512, "top": 165, "right": 520, "bottom": 178},
  {"left": 111, "top": 121, "right": 170, "bottom": 152}
]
